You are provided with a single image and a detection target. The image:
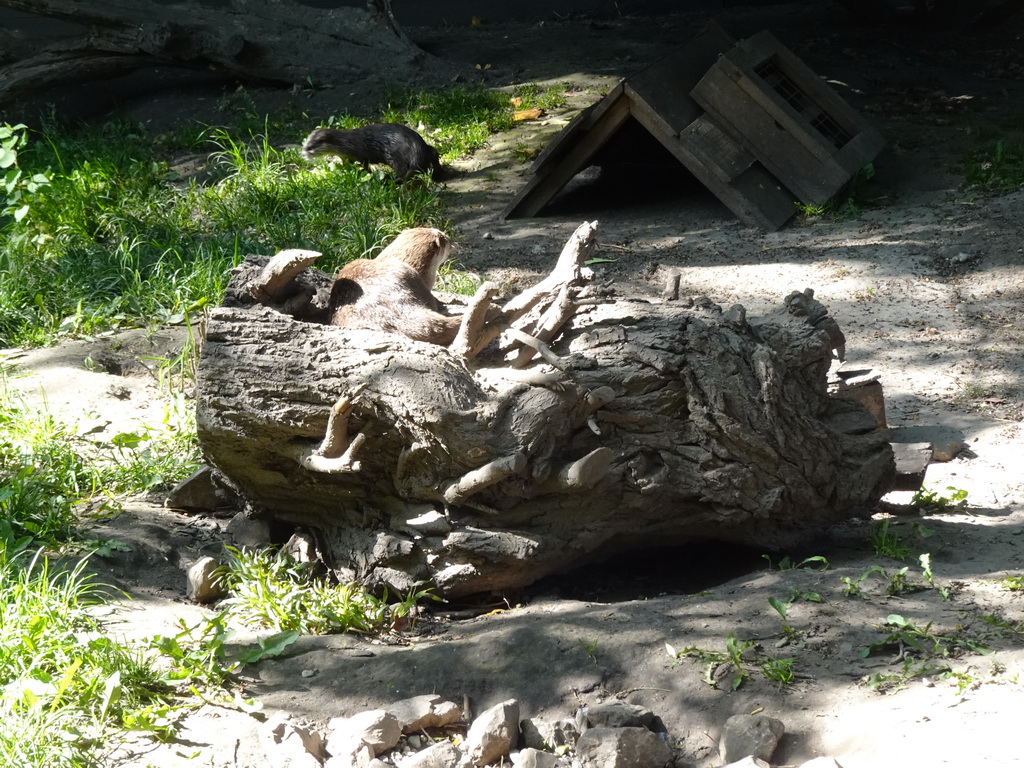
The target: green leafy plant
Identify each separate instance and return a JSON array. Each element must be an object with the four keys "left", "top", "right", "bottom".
[
  {"left": 667, "top": 633, "right": 754, "bottom": 691},
  {"left": 767, "top": 588, "right": 822, "bottom": 642},
  {"left": 966, "top": 136, "right": 1024, "bottom": 190},
  {"left": 911, "top": 485, "right": 969, "bottom": 514},
  {"left": 217, "top": 545, "right": 438, "bottom": 636},
  {"left": 1, "top": 123, "right": 50, "bottom": 232},
  {"left": 511, "top": 82, "right": 571, "bottom": 112},
  {"left": 435, "top": 261, "right": 481, "bottom": 296},
  {"left": 918, "top": 552, "right": 951, "bottom": 601},
  {"left": 0, "top": 549, "right": 175, "bottom": 766},
  {"left": 862, "top": 614, "right": 991, "bottom": 662},
  {"left": 578, "top": 639, "right": 599, "bottom": 663},
  {"left": 761, "top": 554, "right": 829, "bottom": 571},
  {"left": 870, "top": 519, "right": 913, "bottom": 560},
  {"left": 761, "top": 657, "right": 796, "bottom": 686},
  {"left": 841, "top": 556, "right": 947, "bottom": 598},
  {"left": 795, "top": 163, "right": 881, "bottom": 219},
  {"left": 998, "top": 575, "right": 1024, "bottom": 591}
]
